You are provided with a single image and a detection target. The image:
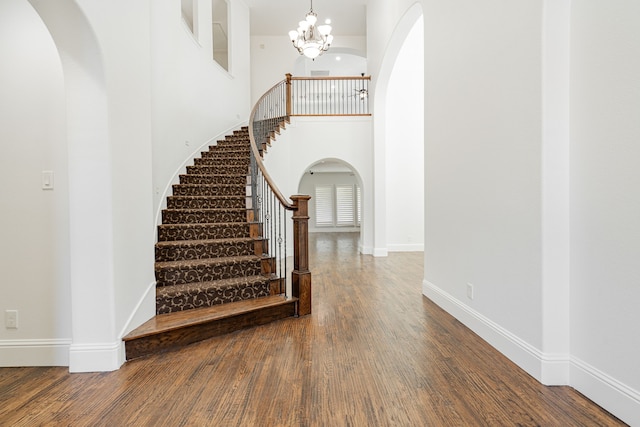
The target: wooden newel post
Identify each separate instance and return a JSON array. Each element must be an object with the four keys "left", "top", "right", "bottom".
[
  {"left": 290, "top": 195, "right": 311, "bottom": 316},
  {"left": 285, "top": 73, "right": 292, "bottom": 117}
]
